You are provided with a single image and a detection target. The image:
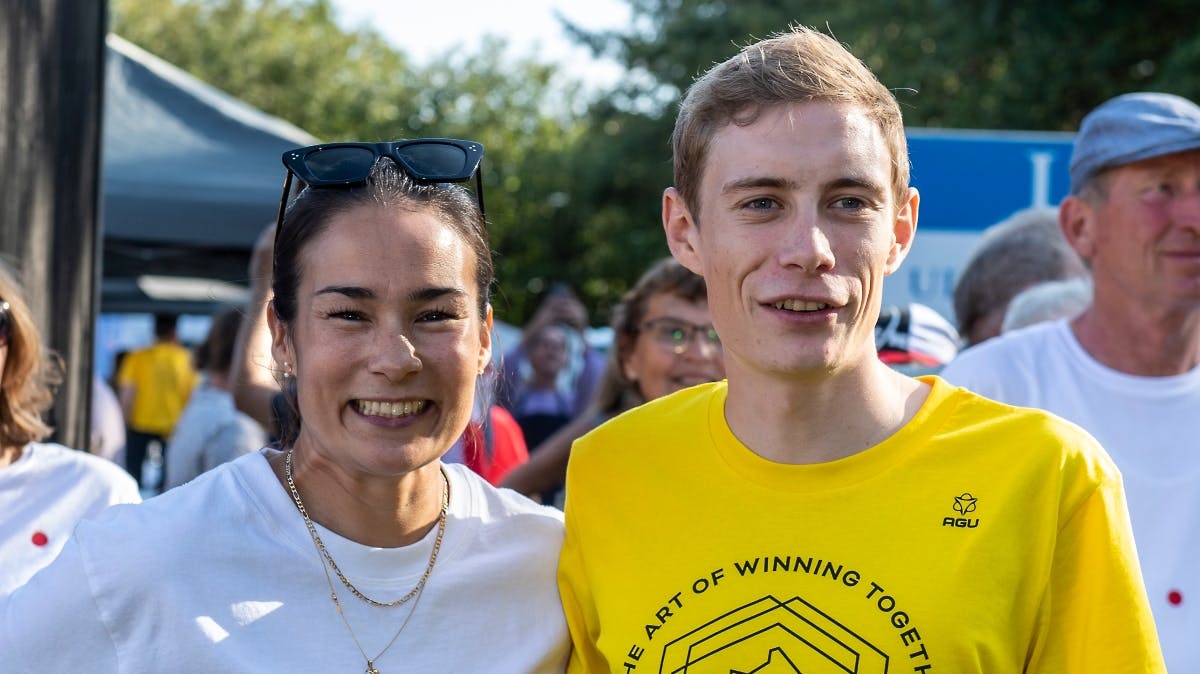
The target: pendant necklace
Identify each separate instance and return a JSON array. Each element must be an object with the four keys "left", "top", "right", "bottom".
[{"left": 286, "top": 450, "right": 449, "bottom": 673}]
